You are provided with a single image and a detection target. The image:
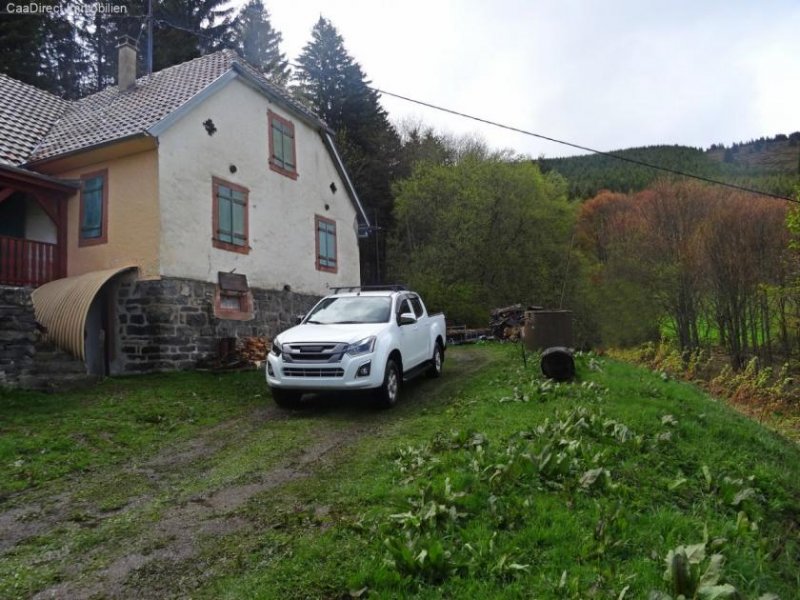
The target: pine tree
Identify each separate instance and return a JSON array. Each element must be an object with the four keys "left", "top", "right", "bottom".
[
  {"left": 152, "top": 0, "right": 236, "bottom": 71},
  {"left": 0, "top": 13, "right": 47, "bottom": 87},
  {"left": 295, "top": 17, "right": 401, "bottom": 283},
  {"left": 294, "top": 18, "right": 352, "bottom": 127},
  {"left": 39, "top": 8, "right": 91, "bottom": 99},
  {"left": 84, "top": 0, "right": 144, "bottom": 91},
  {"left": 232, "top": 0, "right": 290, "bottom": 85},
  {"left": 0, "top": 1, "right": 90, "bottom": 98}
]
